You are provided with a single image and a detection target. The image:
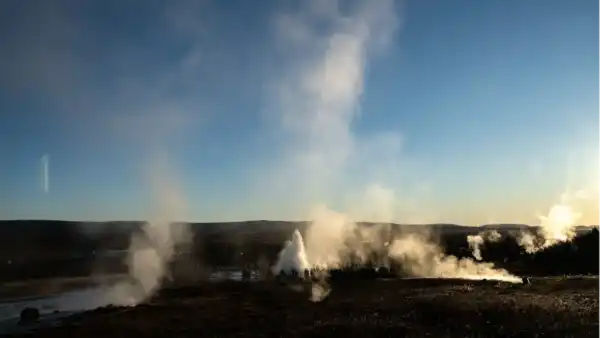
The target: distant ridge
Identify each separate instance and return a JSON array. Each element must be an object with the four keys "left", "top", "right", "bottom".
[
  {"left": 0, "top": 220, "right": 596, "bottom": 246},
  {"left": 0, "top": 220, "right": 597, "bottom": 281},
  {"left": 0, "top": 219, "right": 597, "bottom": 228}
]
